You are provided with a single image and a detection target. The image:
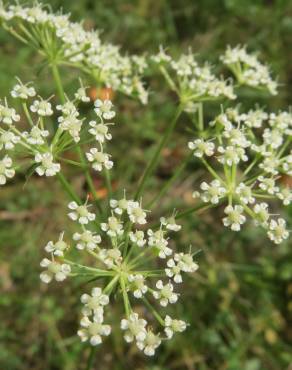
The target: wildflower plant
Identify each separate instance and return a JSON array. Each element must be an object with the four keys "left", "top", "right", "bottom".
[{"left": 0, "top": 1, "right": 291, "bottom": 363}]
